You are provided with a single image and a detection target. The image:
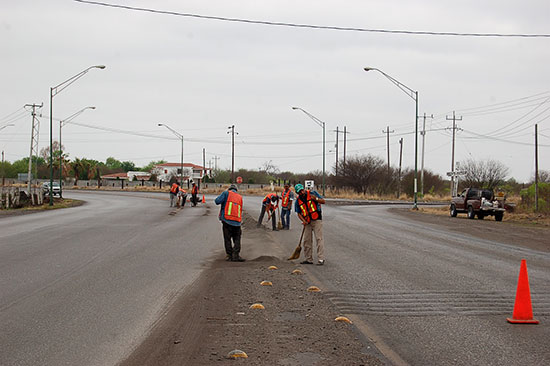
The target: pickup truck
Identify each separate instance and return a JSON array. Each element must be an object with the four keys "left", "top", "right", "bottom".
[{"left": 450, "top": 188, "right": 505, "bottom": 221}]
